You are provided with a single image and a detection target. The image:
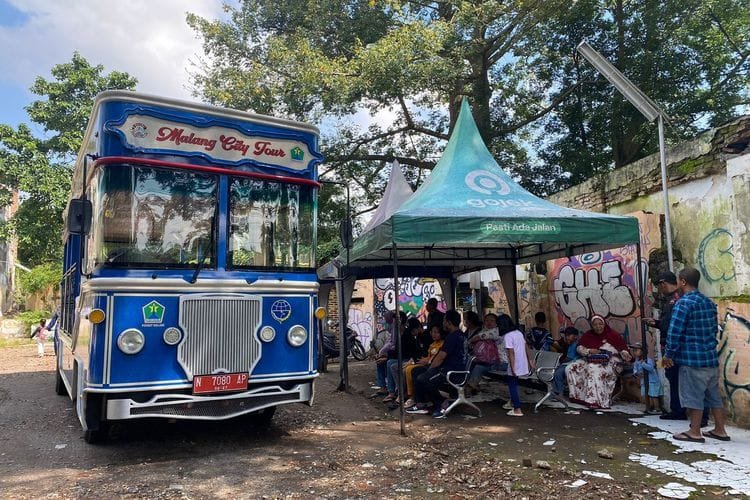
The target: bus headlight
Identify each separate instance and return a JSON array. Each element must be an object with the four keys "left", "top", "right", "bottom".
[
  {"left": 117, "top": 328, "right": 145, "bottom": 354},
  {"left": 259, "top": 326, "right": 276, "bottom": 342},
  {"left": 163, "top": 327, "right": 182, "bottom": 346},
  {"left": 287, "top": 325, "right": 307, "bottom": 347}
]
